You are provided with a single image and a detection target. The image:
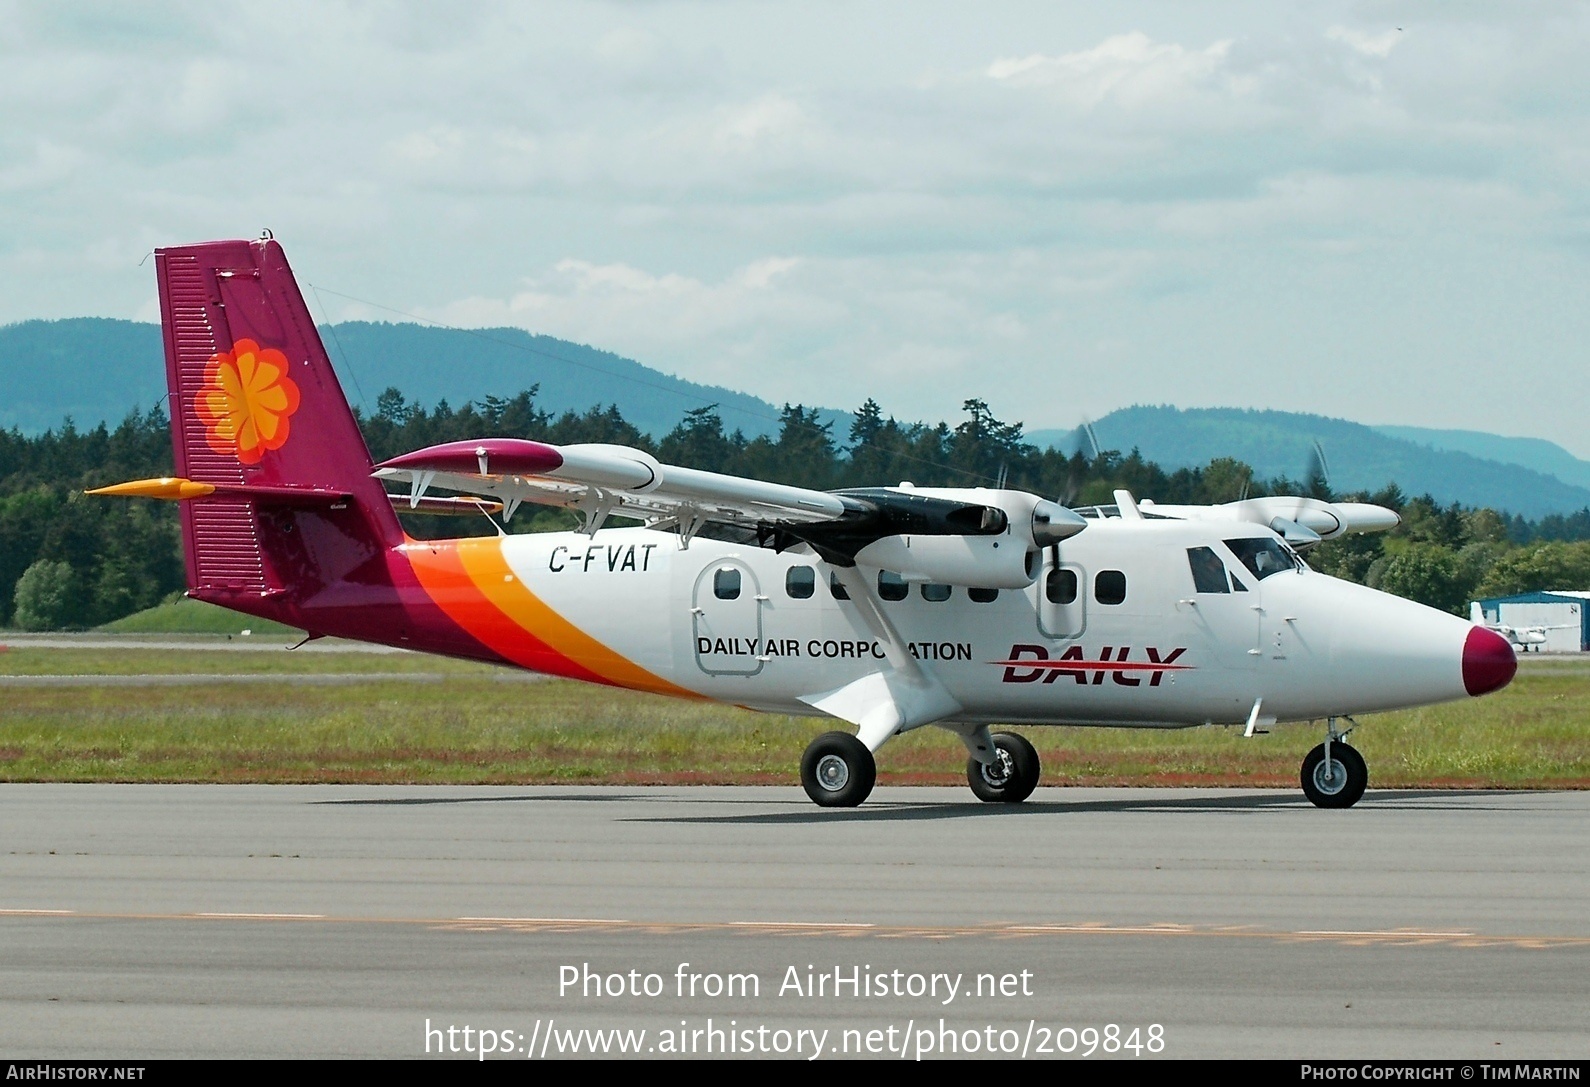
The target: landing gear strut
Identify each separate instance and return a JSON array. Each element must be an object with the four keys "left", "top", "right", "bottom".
[
  {"left": 967, "top": 731, "right": 1041, "bottom": 804},
  {"left": 800, "top": 731, "right": 876, "bottom": 808},
  {"left": 1301, "top": 717, "right": 1367, "bottom": 809}
]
